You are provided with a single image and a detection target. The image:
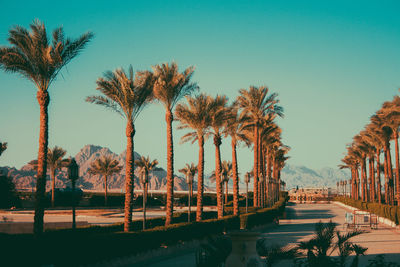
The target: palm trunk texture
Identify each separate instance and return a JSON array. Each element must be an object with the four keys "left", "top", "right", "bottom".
[
  {"left": 253, "top": 126, "right": 259, "bottom": 207},
  {"left": 231, "top": 140, "right": 239, "bottom": 216},
  {"left": 165, "top": 110, "right": 174, "bottom": 226},
  {"left": 33, "top": 90, "right": 49, "bottom": 236},
  {"left": 214, "top": 135, "right": 223, "bottom": 218},
  {"left": 124, "top": 120, "right": 135, "bottom": 232},
  {"left": 196, "top": 135, "right": 205, "bottom": 221}
]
